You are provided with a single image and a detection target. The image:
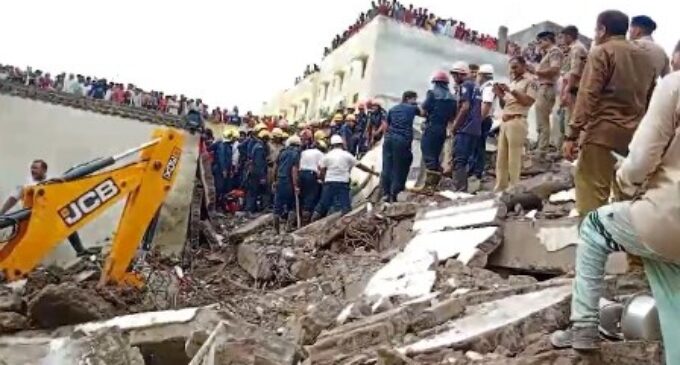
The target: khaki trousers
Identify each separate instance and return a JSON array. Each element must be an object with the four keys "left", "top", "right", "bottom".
[
  {"left": 534, "top": 85, "right": 556, "bottom": 154},
  {"left": 494, "top": 117, "right": 528, "bottom": 192},
  {"left": 574, "top": 143, "right": 624, "bottom": 215}
]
